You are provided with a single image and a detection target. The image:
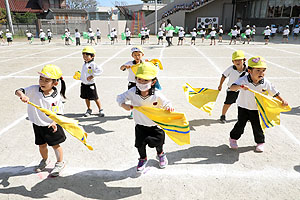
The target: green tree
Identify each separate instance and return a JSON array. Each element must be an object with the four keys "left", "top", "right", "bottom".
[
  {"left": 0, "top": 8, "right": 7, "bottom": 24},
  {"left": 14, "top": 12, "right": 36, "bottom": 23}
]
